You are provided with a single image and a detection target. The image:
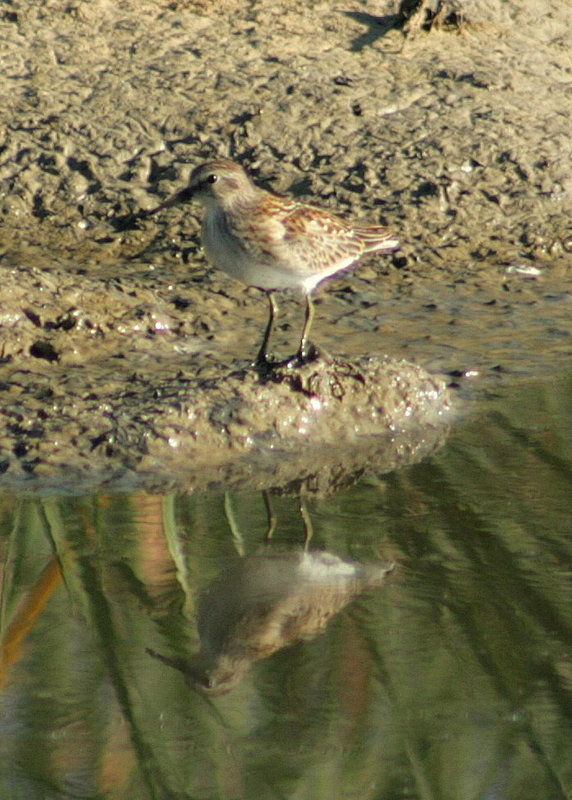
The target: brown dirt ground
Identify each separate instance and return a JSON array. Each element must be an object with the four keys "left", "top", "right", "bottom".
[{"left": 0, "top": 0, "right": 571, "bottom": 491}]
